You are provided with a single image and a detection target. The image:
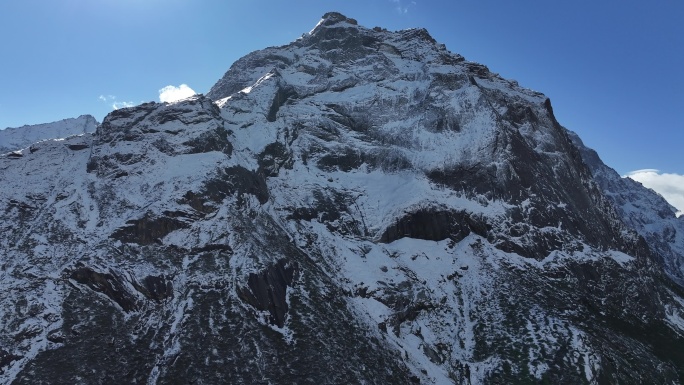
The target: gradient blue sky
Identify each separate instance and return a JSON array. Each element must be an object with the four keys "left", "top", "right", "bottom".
[{"left": 0, "top": 0, "right": 682, "bottom": 177}]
